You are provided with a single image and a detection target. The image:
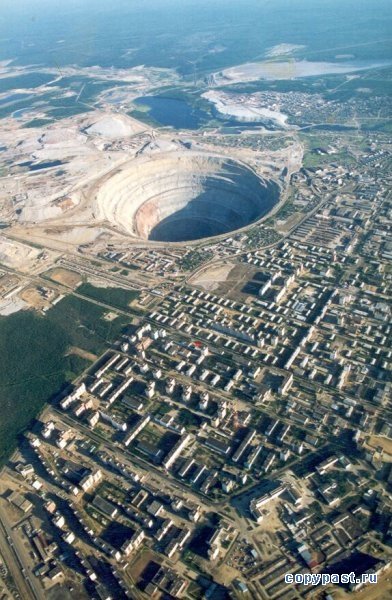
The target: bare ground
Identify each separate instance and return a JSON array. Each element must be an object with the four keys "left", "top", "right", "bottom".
[
  {"left": 46, "top": 267, "right": 82, "bottom": 288},
  {"left": 66, "top": 346, "right": 98, "bottom": 362}
]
